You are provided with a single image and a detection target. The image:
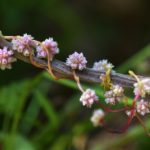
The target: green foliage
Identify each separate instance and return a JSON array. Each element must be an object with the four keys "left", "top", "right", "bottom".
[{"left": 117, "top": 45, "right": 150, "bottom": 73}]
